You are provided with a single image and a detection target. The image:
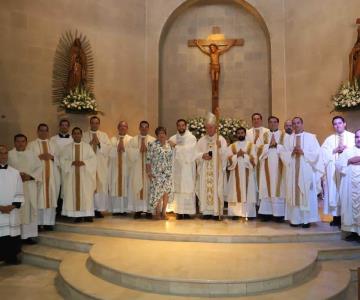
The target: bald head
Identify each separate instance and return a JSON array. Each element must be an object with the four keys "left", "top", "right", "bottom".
[
  {"left": 0, "top": 145, "right": 8, "bottom": 165},
  {"left": 284, "top": 119, "right": 293, "bottom": 135},
  {"left": 117, "top": 121, "right": 128, "bottom": 136}
]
